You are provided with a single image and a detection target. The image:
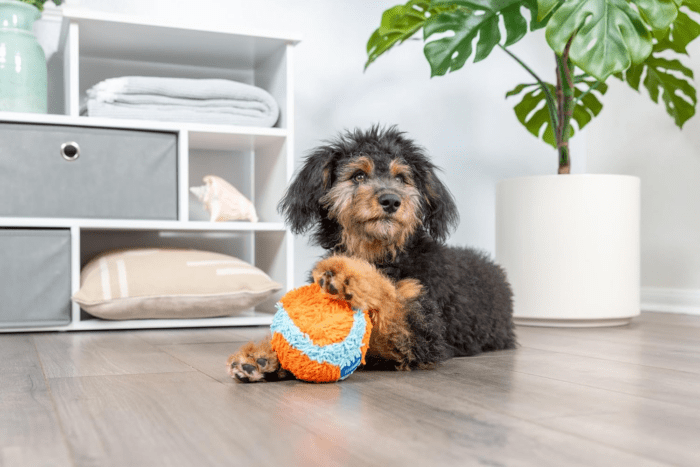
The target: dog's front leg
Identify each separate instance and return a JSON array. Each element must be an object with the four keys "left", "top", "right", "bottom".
[
  {"left": 227, "top": 335, "right": 293, "bottom": 383},
  {"left": 312, "top": 255, "right": 422, "bottom": 370}
]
